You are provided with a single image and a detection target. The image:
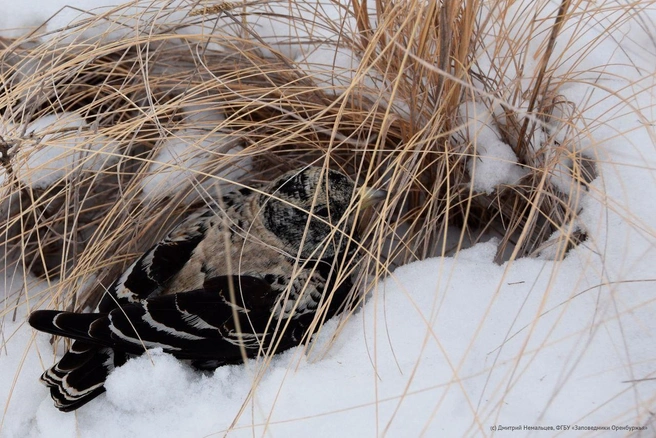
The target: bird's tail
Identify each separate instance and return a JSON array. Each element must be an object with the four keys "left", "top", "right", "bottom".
[
  {"left": 29, "top": 310, "right": 126, "bottom": 412},
  {"left": 41, "top": 341, "right": 127, "bottom": 411}
]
